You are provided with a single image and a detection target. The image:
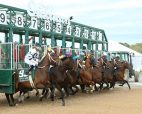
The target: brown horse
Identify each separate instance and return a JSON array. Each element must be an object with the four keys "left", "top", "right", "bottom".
[
  {"left": 49, "top": 56, "right": 75, "bottom": 106},
  {"left": 113, "top": 60, "right": 131, "bottom": 89},
  {"left": 79, "top": 56, "right": 94, "bottom": 93},
  {"left": 102, "top": 61, "right": 116, "bottom": 89},
  {"left": 5, "top": 50, "right": 56, "bottom": 106},
  {"left": 92, "top": 61, "right": 103, "bottom": 91}
]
